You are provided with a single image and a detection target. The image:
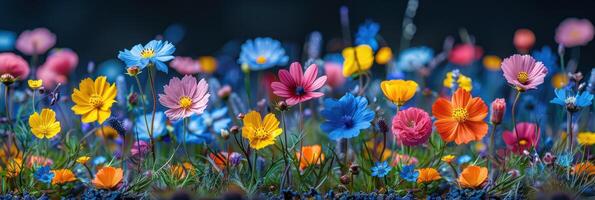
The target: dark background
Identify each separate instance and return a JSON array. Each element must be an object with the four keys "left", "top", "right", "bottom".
[{"left": 1, "top": 0, "right": 595, "bottom": 73}]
